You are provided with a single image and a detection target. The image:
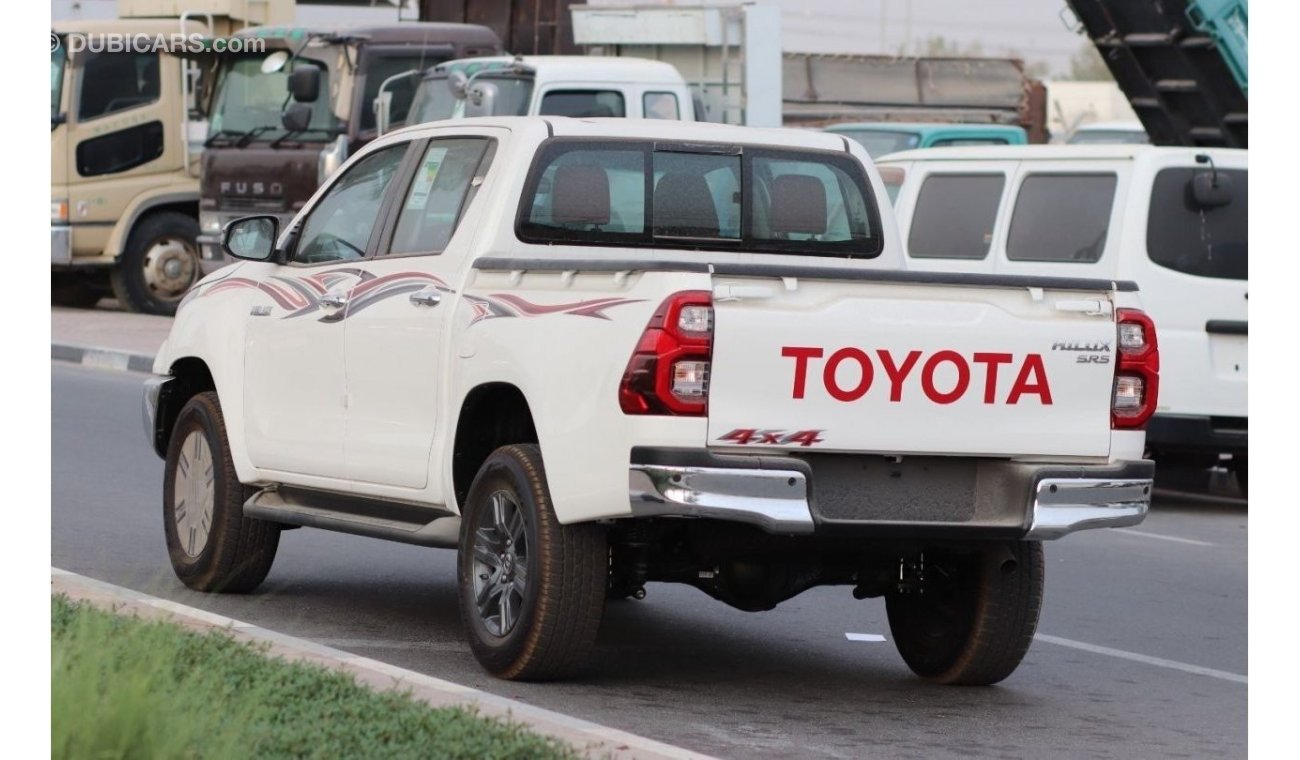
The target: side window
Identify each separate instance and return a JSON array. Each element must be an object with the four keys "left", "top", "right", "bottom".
[
  {"left": 527, "top": 148, "right": 645, "bottom": 234},
  {"left": 293, "top": 145, "right": 408, "bottom": 264},
  {"left": 930, "top": 138, "right": 1010, "bottom": 147},
  {"left": 539, "top": 90, "right": 626, "bottom": 118},
  {"left": 1006, "top": 173, "right": 1117, "bottom": 263},
  {"left": 643, "top": 92, "right": 680, "bottom": 120},
  {"left": 75, "top": 121, "right": 164, "bottom": 177},
  {"left": 388, "top": 138, "right": 492, "bottom": 256},
  {"left": 908, "top": 173, "right": 1005, "bottom": 259},
  {"left": 1146, "top": 167, "right": 1247, "bottom": 280},
  {"left": 78, "top": 51, "right": 160, "bottom": 120}
]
